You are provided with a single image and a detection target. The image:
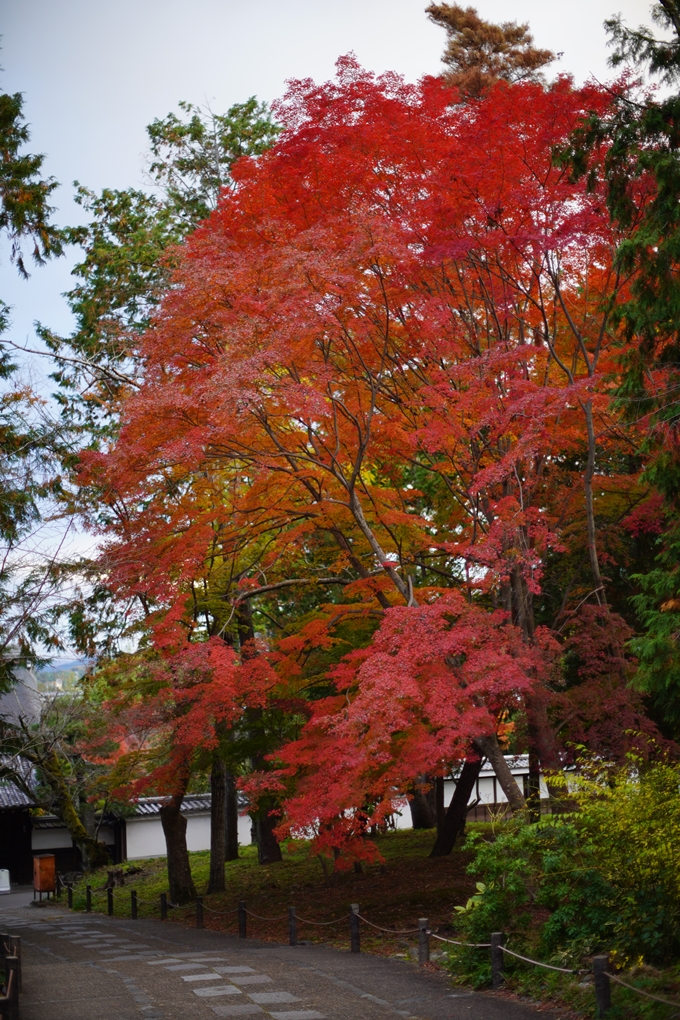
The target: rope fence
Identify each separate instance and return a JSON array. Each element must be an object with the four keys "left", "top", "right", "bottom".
[
  {"left": 296, "top": 915, "right": 345, "bottom": 927},
  {"left": 356, "top": 915, "right": 420, "bottom": 935},
  {"left": 489, "top": 936, "right": 680, "bottom": 1016},
  {"left": 498, "top": 944, "right": 580, "bottom": 975},
  {"left": 606, "top": 969, "right": 680, "bottom": 1011},
  {"left": 244, "top": 909, "right": 288, "bottom": 922},
  {"left": 61, "top": 881, "right": 680, "bottom": 1012},
  {"left": 428, "top": 931, "right": 491, "bottom": 948},
  {"left": 203, "top": 903, "right": 239, "bottom": 916}
]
